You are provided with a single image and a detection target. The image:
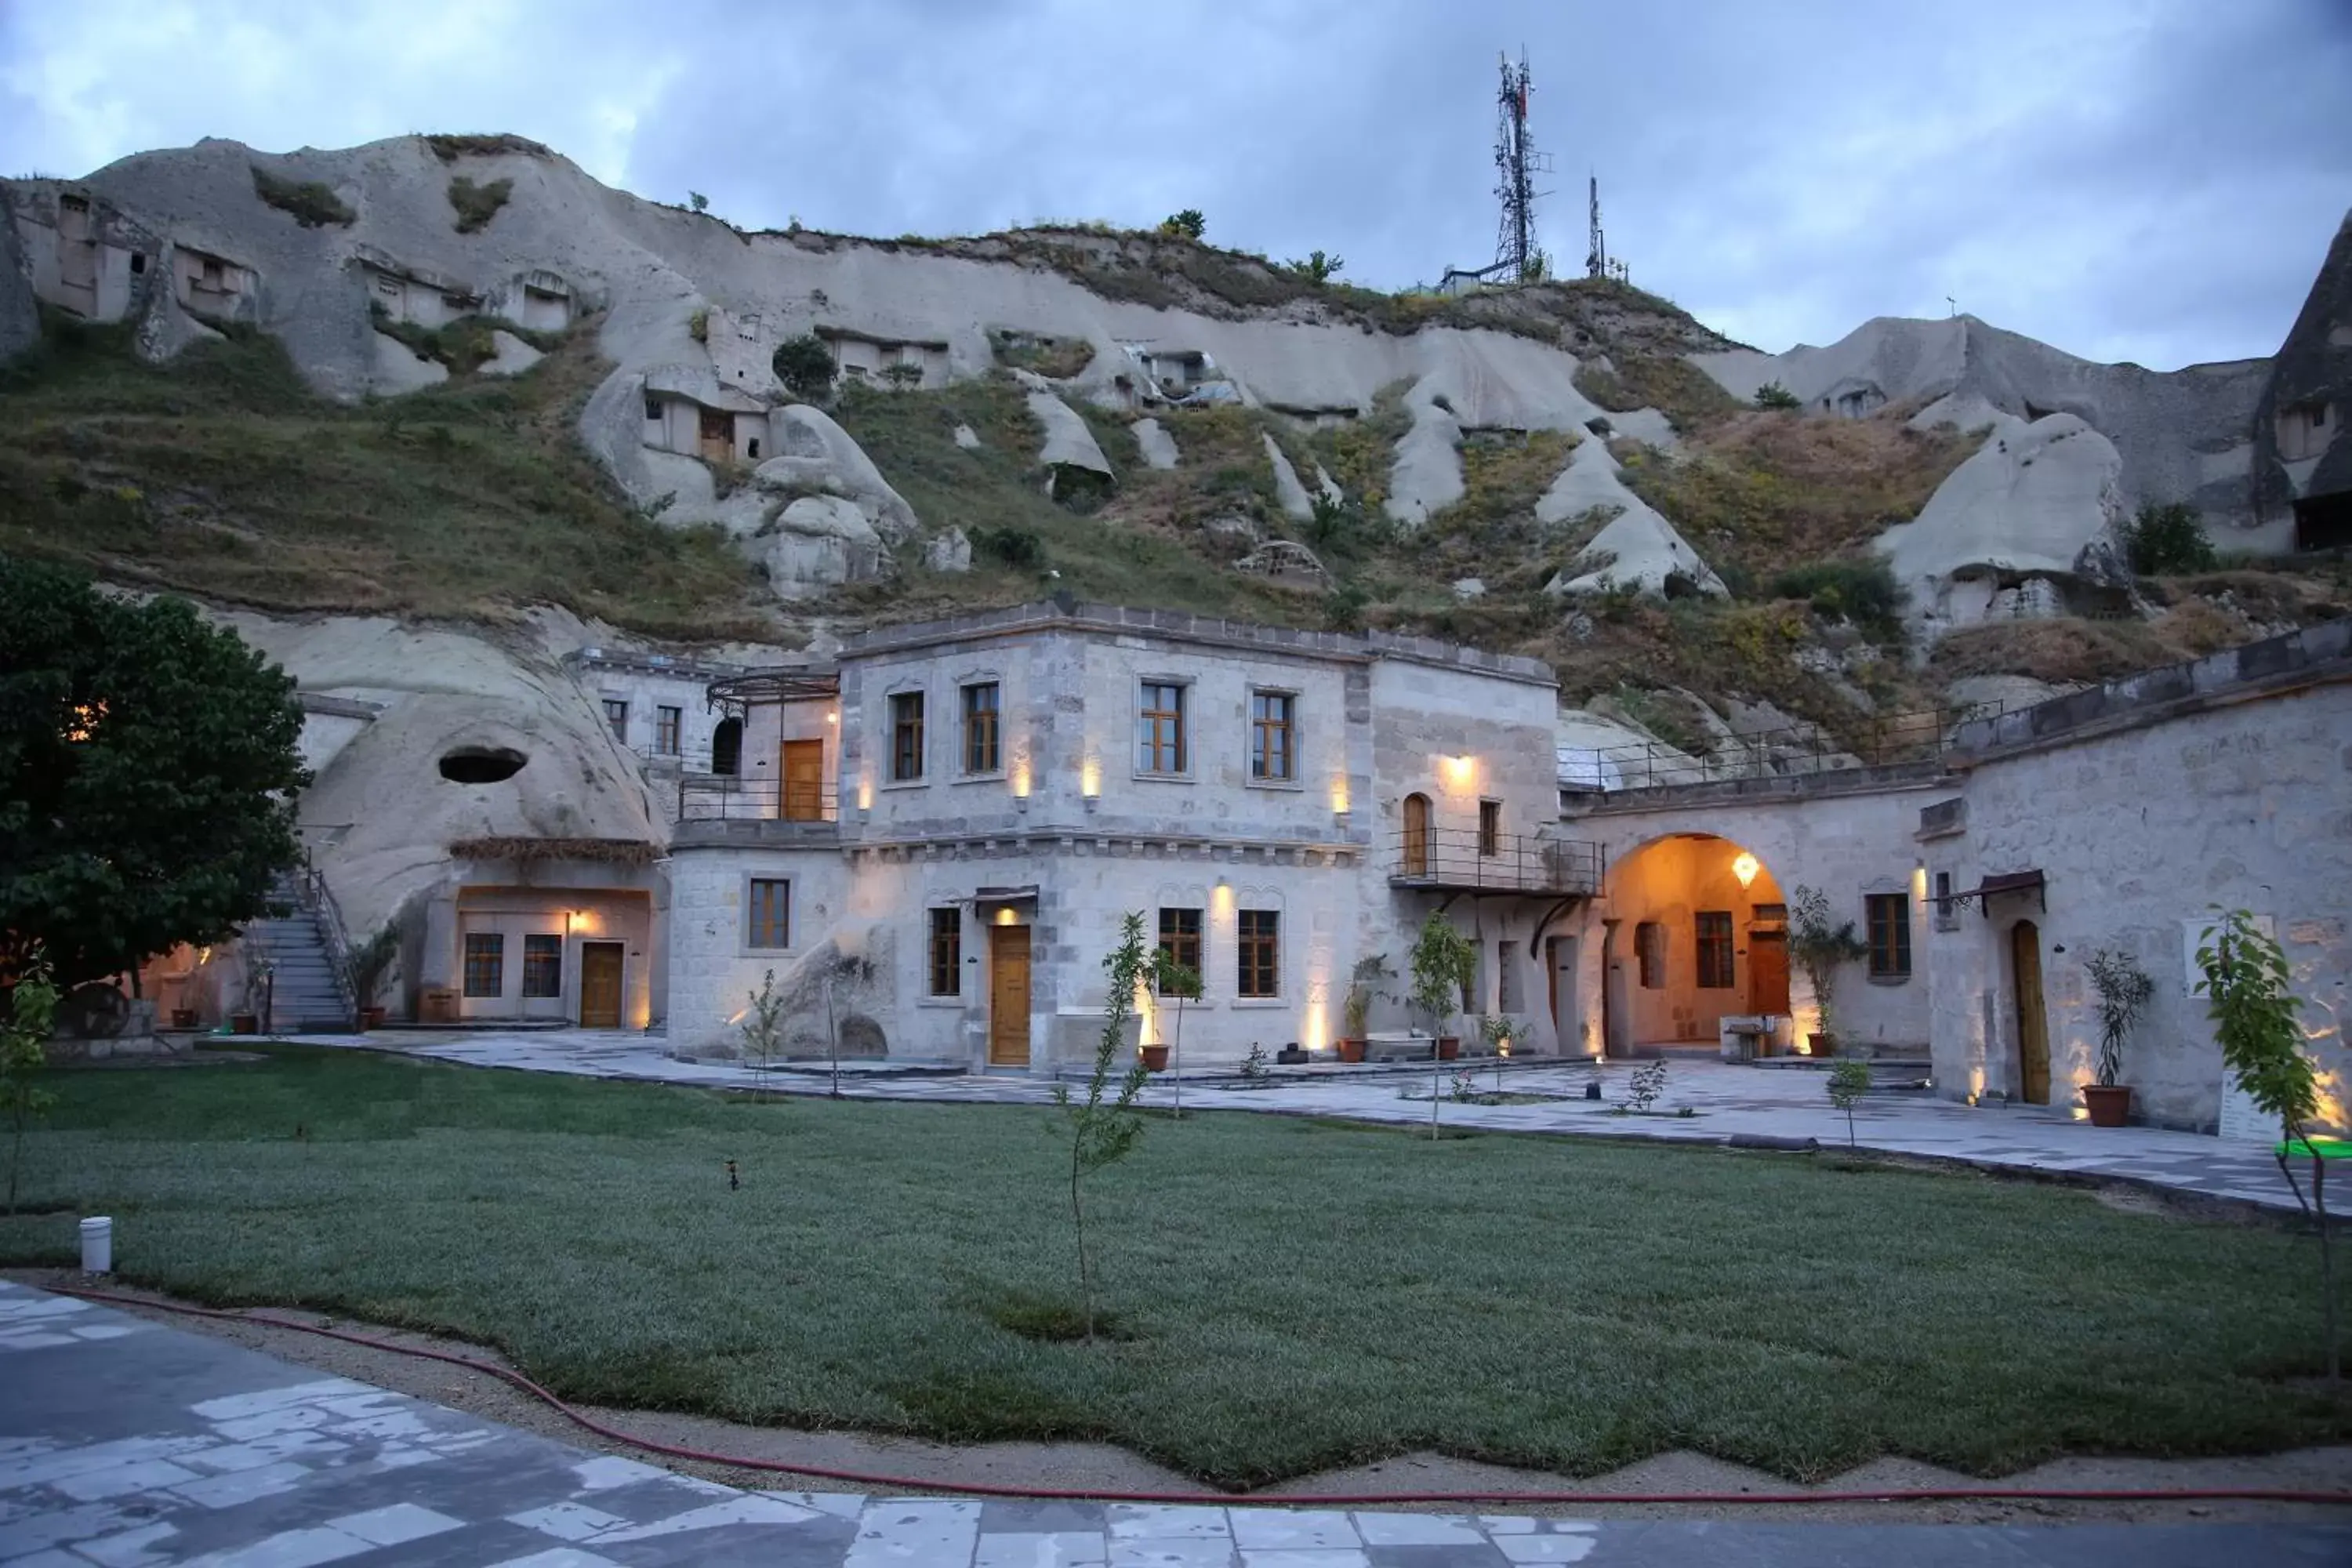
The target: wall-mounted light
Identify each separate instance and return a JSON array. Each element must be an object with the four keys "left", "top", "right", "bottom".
[
  {"left": 826, "top": 711, "right": 839, "bottom": 726},
  {"left": 1731, "top": 851, "right": 1760, "bottom": 889},
  {"left": 1443, "top": 754, "right": 1476, "bottom": 790}
]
